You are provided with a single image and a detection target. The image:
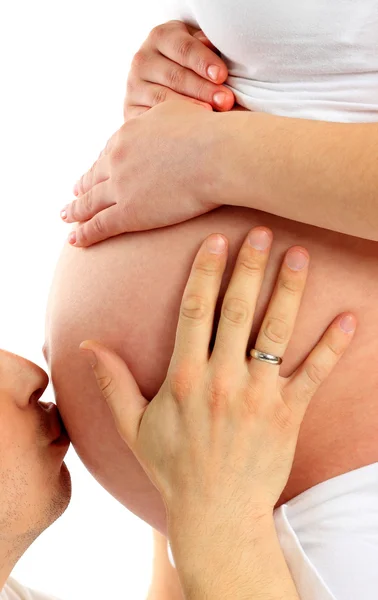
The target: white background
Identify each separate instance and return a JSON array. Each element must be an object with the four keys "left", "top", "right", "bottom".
[{"left": 0, "top": 2, "right": 174, "bottom": 598}]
